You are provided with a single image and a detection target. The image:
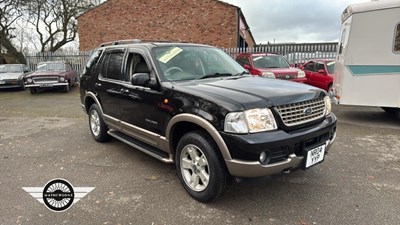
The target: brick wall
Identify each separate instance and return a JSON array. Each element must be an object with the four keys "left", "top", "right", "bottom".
[{"left": 78, "top": 0, "right": 247, "bottom": 51}]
